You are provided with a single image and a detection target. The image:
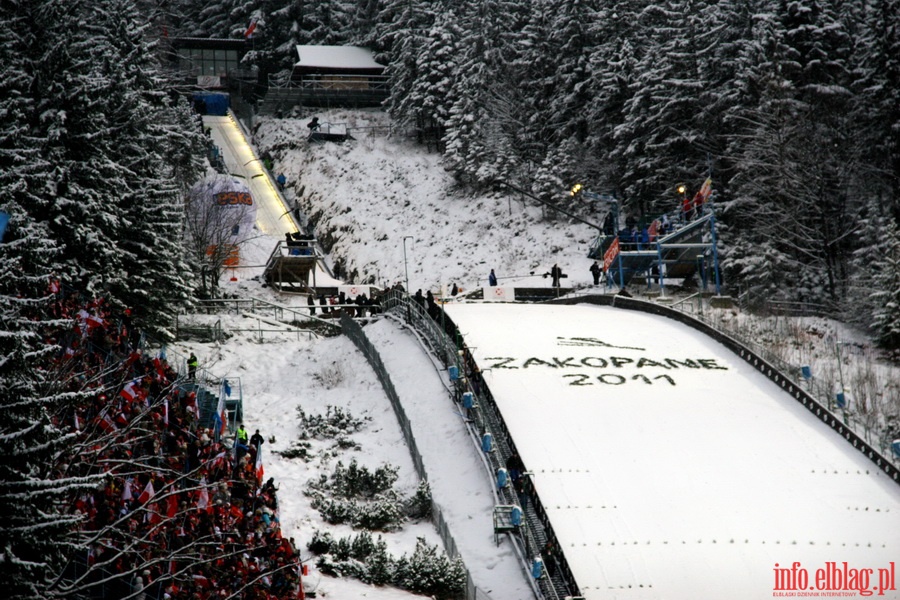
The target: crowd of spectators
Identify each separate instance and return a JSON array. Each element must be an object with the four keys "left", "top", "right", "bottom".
[{"left": 47, "top": 283, "right": 305, "bottom": 599}]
